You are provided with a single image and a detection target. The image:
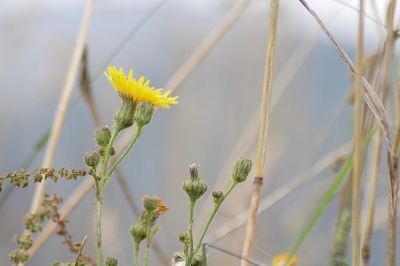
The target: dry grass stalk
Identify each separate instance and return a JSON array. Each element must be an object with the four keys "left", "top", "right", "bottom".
[
  {"left": 351, "top": 1, "right": 365, "bottom": 265},
  {"left": 28, "top": 0, "right": 96, "bottom": 216},
  {"left": 382, "top": 2, "right": 398, "bottom": 265},
  {"left": 240, "top": 1, "right": 279, "bottom": 264},
  {"left": 362, "top": 2, "right": 396, "bottom": 265}
]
